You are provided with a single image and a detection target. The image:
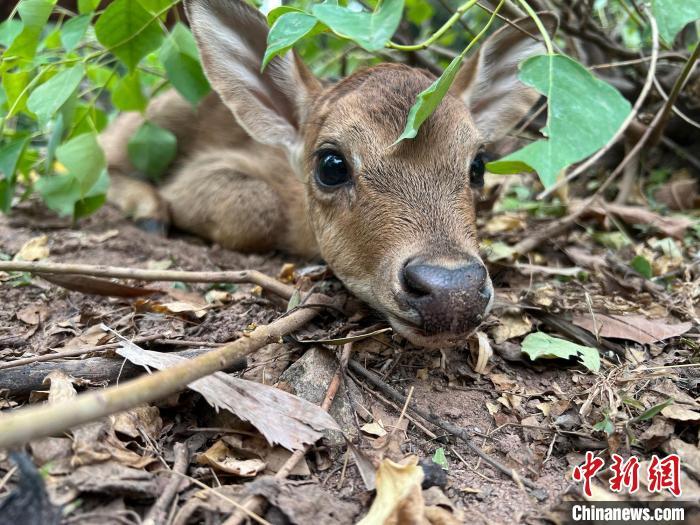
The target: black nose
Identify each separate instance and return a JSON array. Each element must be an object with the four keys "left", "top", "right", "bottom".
[{"left": 401, "top": 258, "right": 492, "bottom": 335}]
